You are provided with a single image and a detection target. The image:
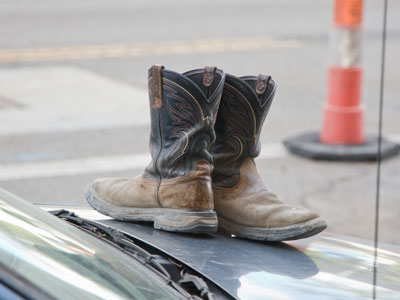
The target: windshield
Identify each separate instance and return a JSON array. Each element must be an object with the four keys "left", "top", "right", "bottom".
[{"left": 0, "top": 189, "right": 184, "bottom": 300}]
